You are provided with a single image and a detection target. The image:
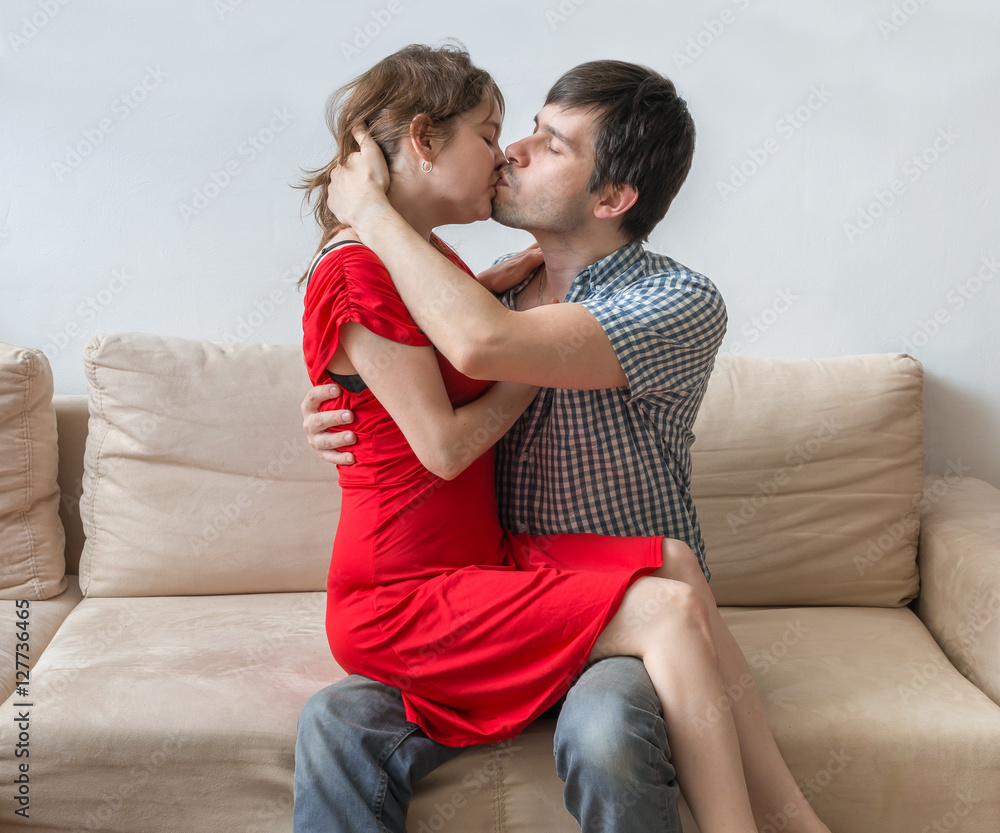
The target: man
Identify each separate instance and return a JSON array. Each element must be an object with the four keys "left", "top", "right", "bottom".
[{"left": 295, "top": 60, "right": 825, "bottom": 833}]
